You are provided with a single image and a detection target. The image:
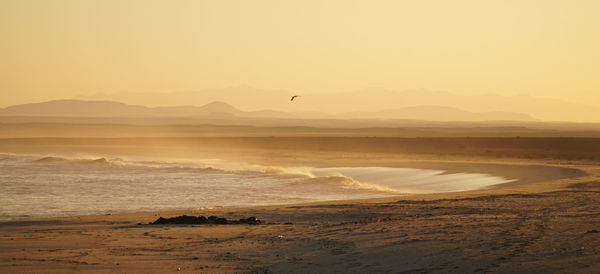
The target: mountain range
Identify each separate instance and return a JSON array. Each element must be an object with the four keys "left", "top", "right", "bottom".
[
  {"left": 0, "top": 99, "right": 536, "bottom": 122},
  {"left": 74, "top": 86, "right": 600, "bottom": 122}
]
